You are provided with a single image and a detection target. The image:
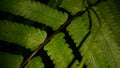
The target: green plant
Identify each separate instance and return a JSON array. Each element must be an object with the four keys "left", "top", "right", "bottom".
[{"left": 0, "top": 0, "right": 120, "bottom": 68}]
